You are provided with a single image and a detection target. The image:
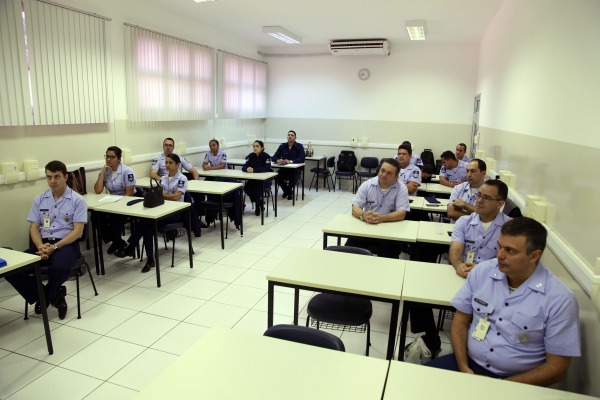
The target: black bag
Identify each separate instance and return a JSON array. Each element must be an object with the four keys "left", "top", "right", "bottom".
[
  {"left": 143, "top": 179, "right": 165, "bottom": 208},
  {"left": 420, "top": 149, "right": 434, "bottom": 167},
  {"left": 337, "top": 151, "right": 357, "bottom": 172}
]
